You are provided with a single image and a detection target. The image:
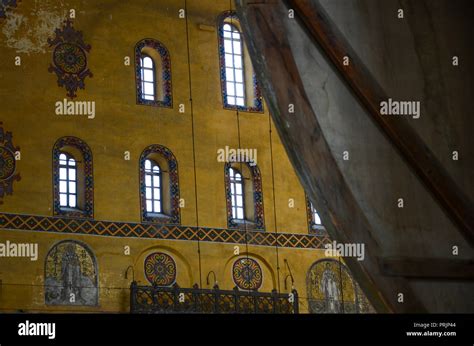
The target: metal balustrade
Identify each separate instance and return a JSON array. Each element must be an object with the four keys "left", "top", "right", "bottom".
[{"left": 130, "top": 281, "right": 299, "bottom": 314}]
